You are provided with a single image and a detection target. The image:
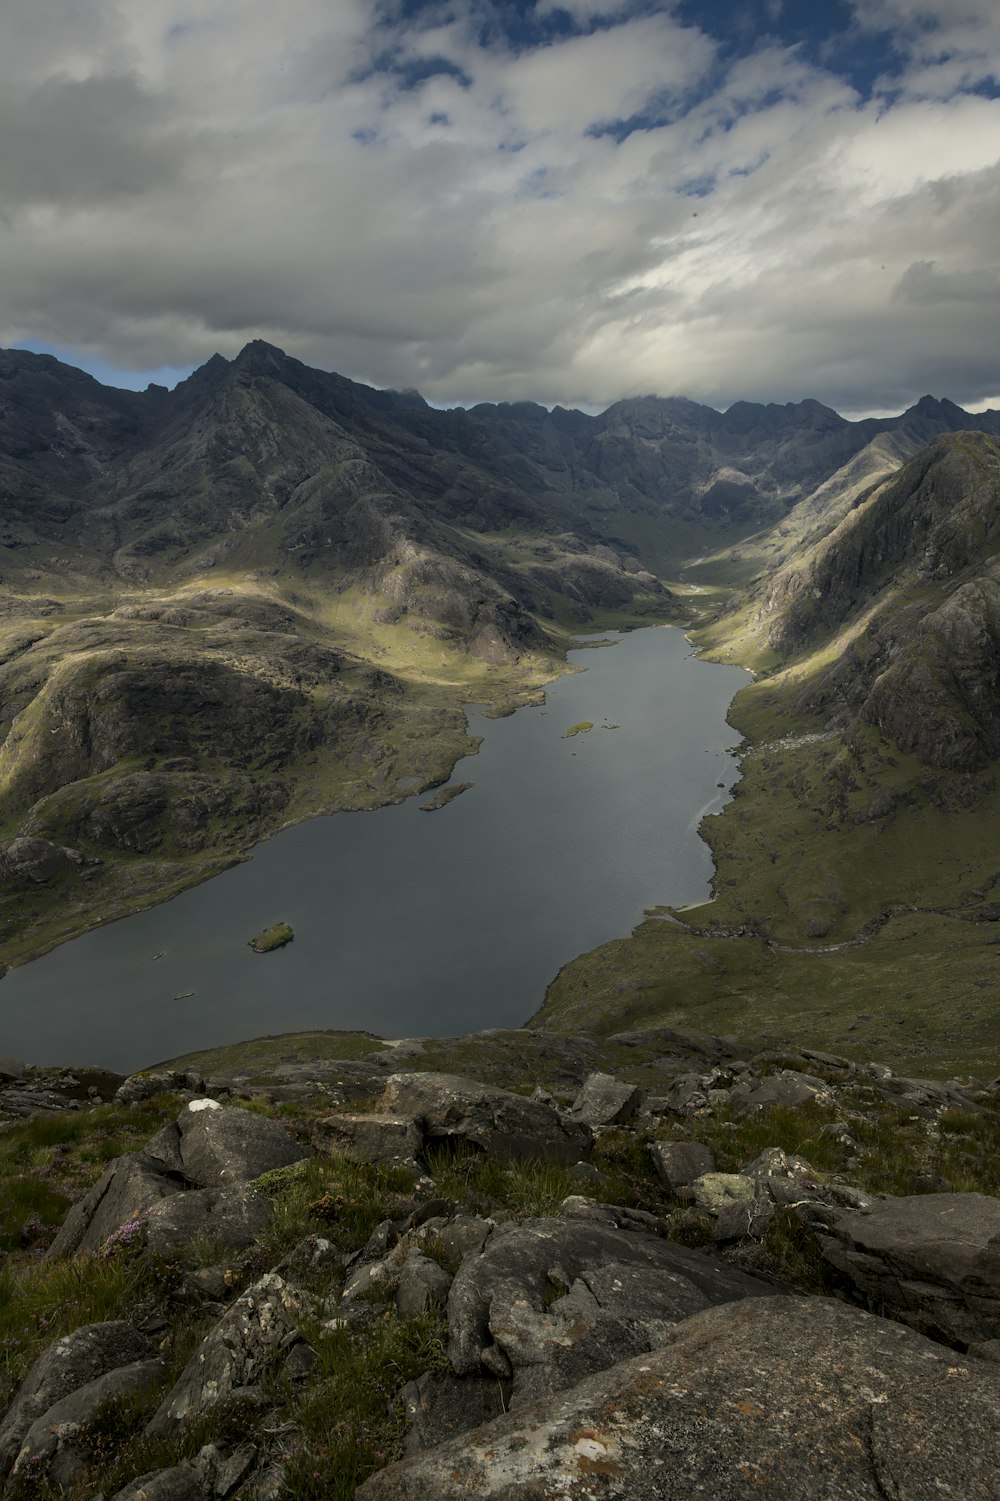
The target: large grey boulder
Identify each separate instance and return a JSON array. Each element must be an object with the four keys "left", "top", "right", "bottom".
[
  {"left": 145, "top": 1274, "right": 305, "bottom": 1437},
  {"left": 648, "top": 1139, "right": 715, "bottom": 1191},
  {"left": 395, "top": 1251, "right": 453, "bottom": 1319},
  {"left": 143, "top": 1184, "right": 273, "bottom": 1254},
  {"left": 11, "top": 1357, "right": 165, "bottom": 1487},
  {"left": 48, "top": 1103, "right": 307, "bottom": 1260},
  {"left": 175, "top": 1102, "right": 311, "bottom": 1187},
  {"left": 2, "top": 836, "right": 73, "bottom": 884},
  {"left": 357, "top": 1296, "right": 1000, "bottom": 1500},
  {"left": 446, "top": 1213, "right": 776, "bottom": 1404},
  {"left": 819, "top": 1191, "right": 1000, "bottom": 1345},
  {"left": 46, "top": 1154, "right": 182, "bottom": 1258},
  {"left": 313, "top": 1113, "right": 422, "bottom": 1173},
  {"left": 378, "top": 1073, "right": 593, "bottom": 1163},
  {"left": 685, "top": 1172, "right": 755, "bottom": 1215},
  {"left": 568, "top": 1073, "right": 642, "bottom": 1128},
  {"left": 0, "top": 1320, "right": 153, "bottom": 1470},
  {"left": 727, "top": 1068, "right": 833, "bottom": 1115}
]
